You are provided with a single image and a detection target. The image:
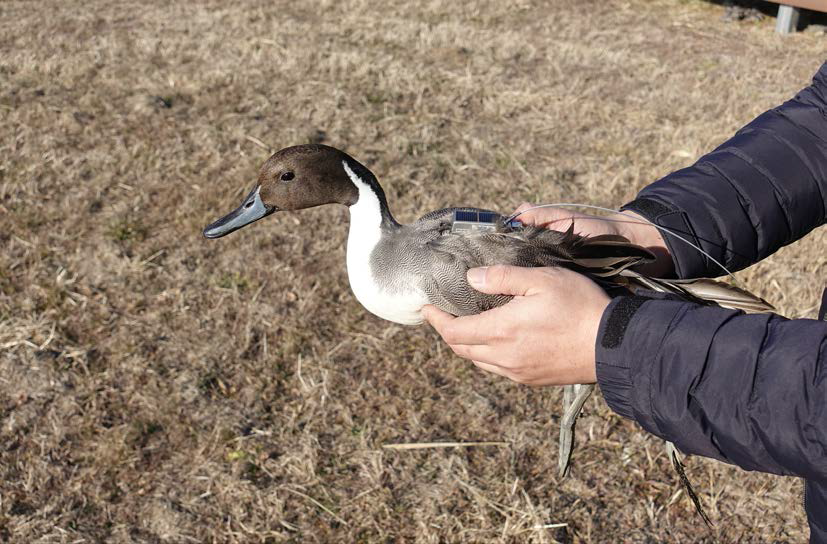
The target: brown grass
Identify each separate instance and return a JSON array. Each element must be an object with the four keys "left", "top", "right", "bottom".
[{"left": 1, "top": 0, "right": 824, "bottom": 541}]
